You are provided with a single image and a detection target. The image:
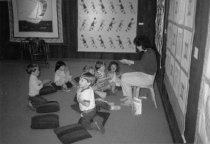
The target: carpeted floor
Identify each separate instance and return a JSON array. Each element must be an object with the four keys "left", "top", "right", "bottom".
[{"left": 0, "top": 59, "right": 173, "bottom": 144}]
